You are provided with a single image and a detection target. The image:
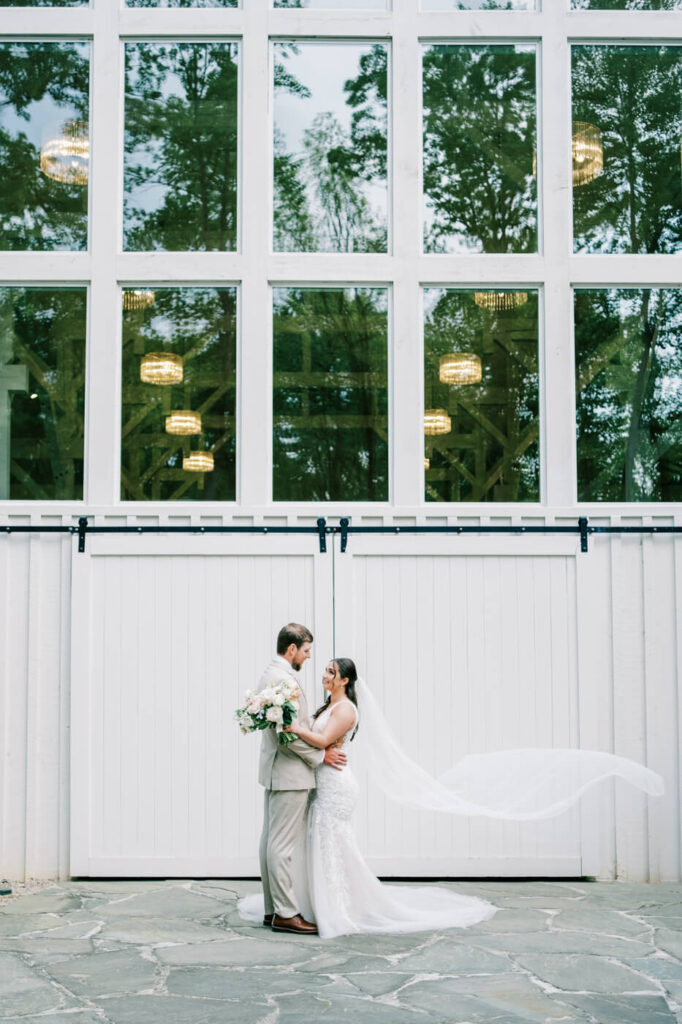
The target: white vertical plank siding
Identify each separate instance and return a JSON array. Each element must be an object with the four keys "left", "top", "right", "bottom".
[{"left": 0, "top": 523, "right": 678, "bottom": 881}]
